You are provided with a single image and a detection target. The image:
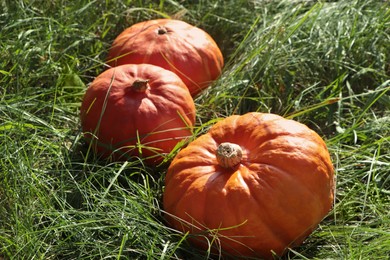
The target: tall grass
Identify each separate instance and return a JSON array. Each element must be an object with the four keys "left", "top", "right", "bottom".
[{"left": 1, "top": 0, "right": 389, "bottom": 259}]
